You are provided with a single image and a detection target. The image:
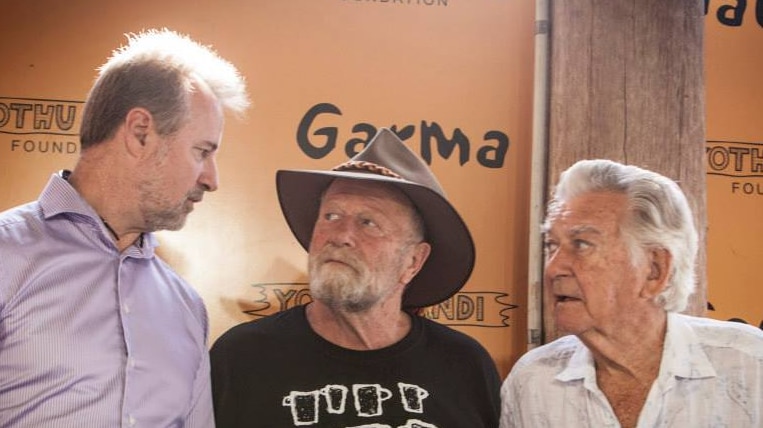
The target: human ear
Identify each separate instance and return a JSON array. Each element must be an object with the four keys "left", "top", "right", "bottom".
[
  {"left": 124, "top": 107, "right": 153, "bottom": 158},
  {"left": 642, "top": 248, "right": 672, "bottom": 298},
  {"left": 400, "top": 242, "right": 432, "bottom": 285}
]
